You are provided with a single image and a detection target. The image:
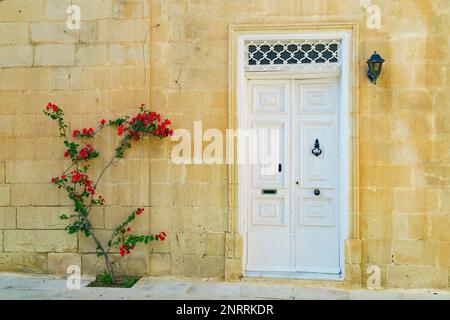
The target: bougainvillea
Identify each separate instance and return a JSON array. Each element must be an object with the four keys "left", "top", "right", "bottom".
[{"left": 44, "top": 102, "right": 173, "bottom": 284}]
